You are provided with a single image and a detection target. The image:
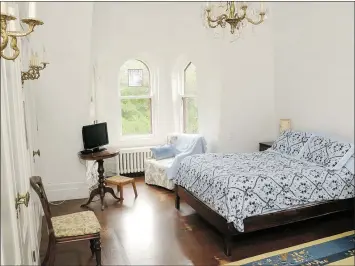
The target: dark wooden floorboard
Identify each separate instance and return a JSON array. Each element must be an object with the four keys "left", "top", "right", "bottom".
[{"left": 40, "top": 177, "right": 354, "bottom": 265}]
